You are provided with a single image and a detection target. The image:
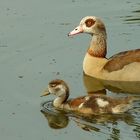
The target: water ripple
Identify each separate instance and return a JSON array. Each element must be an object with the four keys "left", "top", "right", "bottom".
[{"left": 120, "top": 10, "right": 140, "bottom": 25}]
